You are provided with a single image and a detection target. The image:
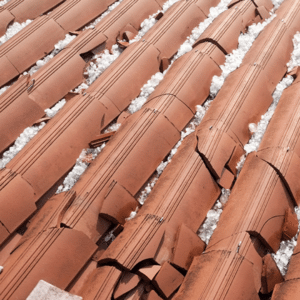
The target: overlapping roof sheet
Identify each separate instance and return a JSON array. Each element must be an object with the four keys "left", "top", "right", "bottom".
[{"left": 0, "top": 0, "right": 300, "bottom": 299}]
